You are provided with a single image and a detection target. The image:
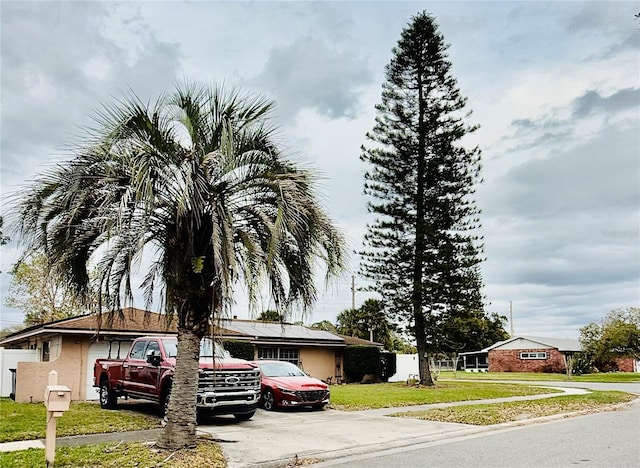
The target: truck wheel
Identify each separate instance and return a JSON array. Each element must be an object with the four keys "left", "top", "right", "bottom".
[
  {"left": 233, "top": 410, "right": 256, "bottom": 421},
  {"left": 161, "top": 385, "right": 171, "bottom": 416},
  {"left": 99, "top": 381, "right": 117, "bottom": 409}
]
